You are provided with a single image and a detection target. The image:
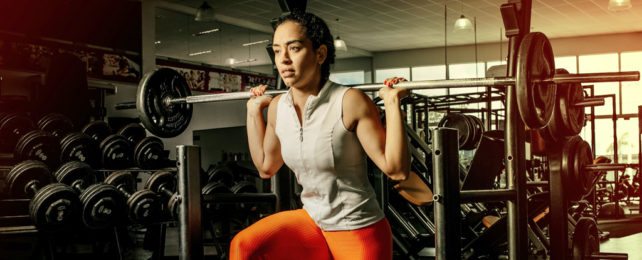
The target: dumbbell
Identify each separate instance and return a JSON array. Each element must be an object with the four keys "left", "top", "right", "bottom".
[
  {"left": 37, "top": 113, "right": 75, "bottom": 139},
  {"left": 144, "top": 171, "right": 180, "bottom": 219},
  {"left": 6, "top": 160, "right": 80, "bottom": 231},
  {"left": 207, "top": 162, "right": 258, "bottom": 194},
  {"left": 59, "top": 132, "right": 101, "bottom": 168},
  {"left": 118, "top": 123, "right": 167, "bottom": 169},
  {"left": 53, "top": 161, "right": 123, "bottom": 229},
  {"left": 0, "top": 112, "right": 35, "bottom": 152},
  {"left": 80, "top": 120, "right": 132, "bottom": 169},
  {"left": 14, "top": 130, "right": 61, "bottom": 169},
  {"left": 104, "top": 170, "right": 160, "bottom": 223}
]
